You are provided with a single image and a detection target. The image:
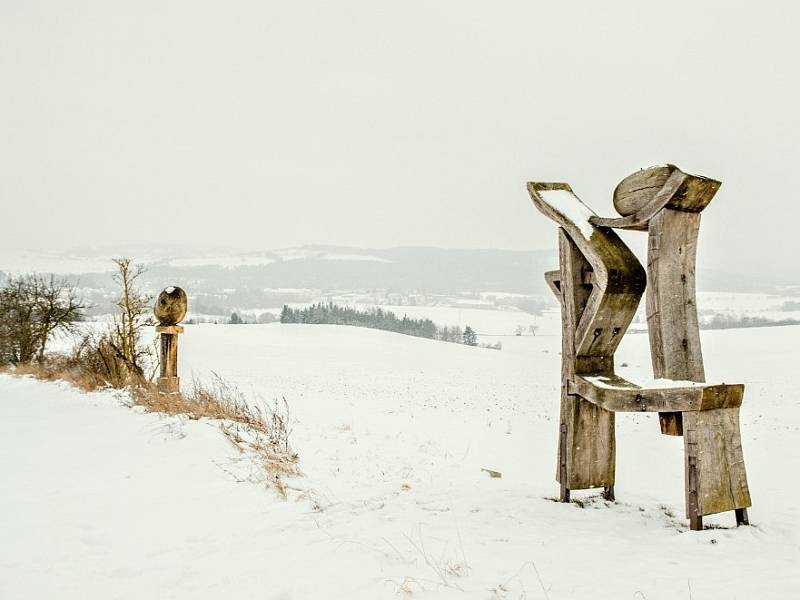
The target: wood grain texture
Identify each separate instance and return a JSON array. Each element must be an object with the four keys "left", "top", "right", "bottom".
[
  {"left": 613, "top": 165, "right": 679, "bottom": 216},
  {"left": 646, "top": 208, "right": 704, "bottom": 435},
  {"left": 157, "top": 326, "right": 183, "bottom": 395},
  {"left": 557, "top": 230, "right": 615, "bottom": 491},
  {"left": 684, "top": 408, "right": 752, "bottom": 519},
  {"left": 591, "top": 167, "right": 721, "bottom": 231},
  {"left": 155, "top": 325, "right": 184, "bottom": 335},
  {"left": 544, "top": 270, "right": 562, "bottom": 298},
  {"left": 528, "top": 182, "right": 646, "bottom": 361},
  {"left": 159, "top": 331, "right": 180, "bottom": 379},
  {"left": 569, "top": 375, "right": 744, "bottom": 413}
]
